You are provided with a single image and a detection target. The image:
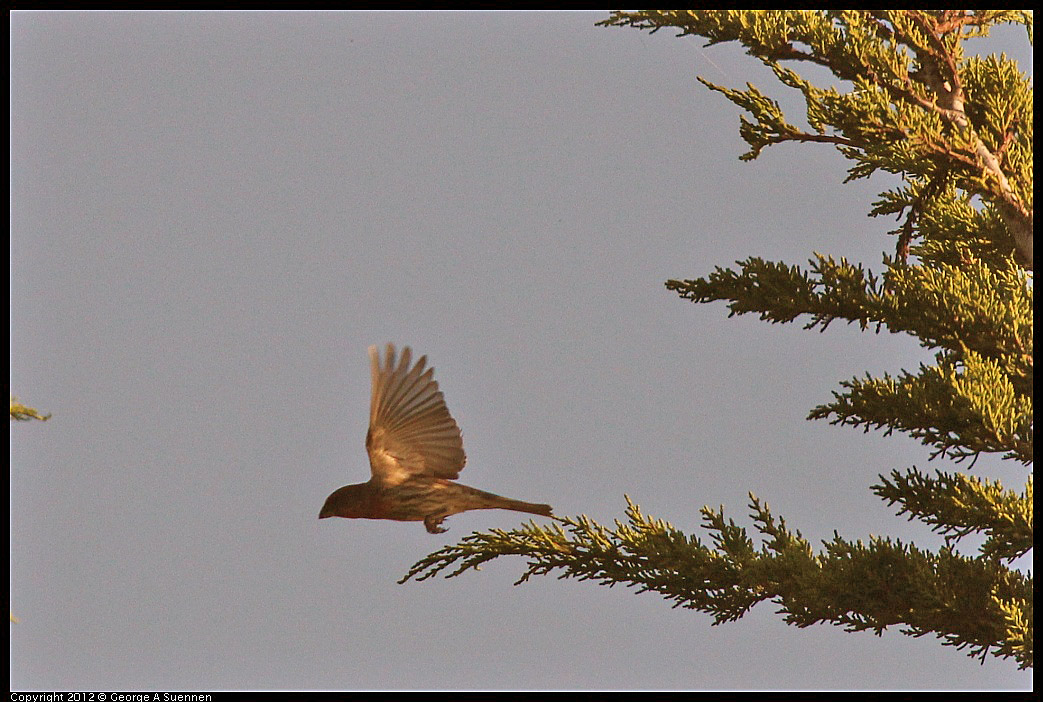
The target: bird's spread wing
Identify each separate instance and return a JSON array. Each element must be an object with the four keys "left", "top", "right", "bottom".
[{"left": 366, "top": 343, "right": 466, "bottom": 485}]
